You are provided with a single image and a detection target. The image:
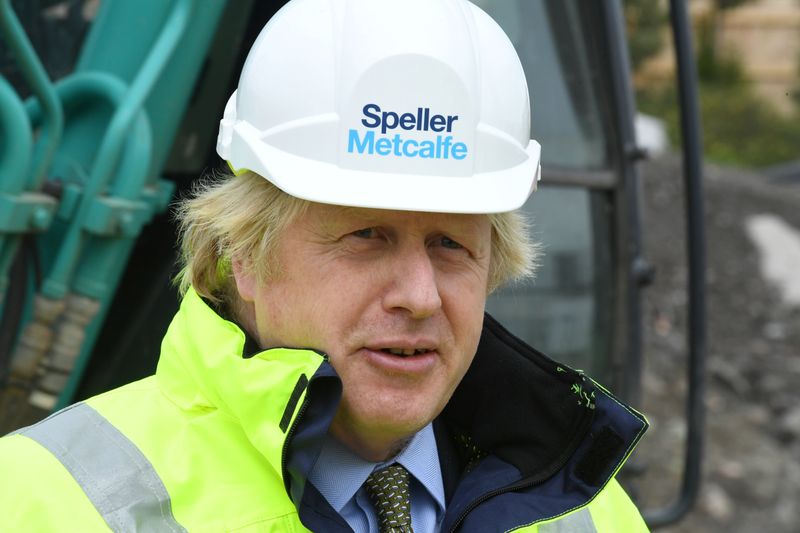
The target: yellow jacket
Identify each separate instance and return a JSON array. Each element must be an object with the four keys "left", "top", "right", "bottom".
[{"left": 0, "top": 288, "right": 649, "bottom": 531}]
